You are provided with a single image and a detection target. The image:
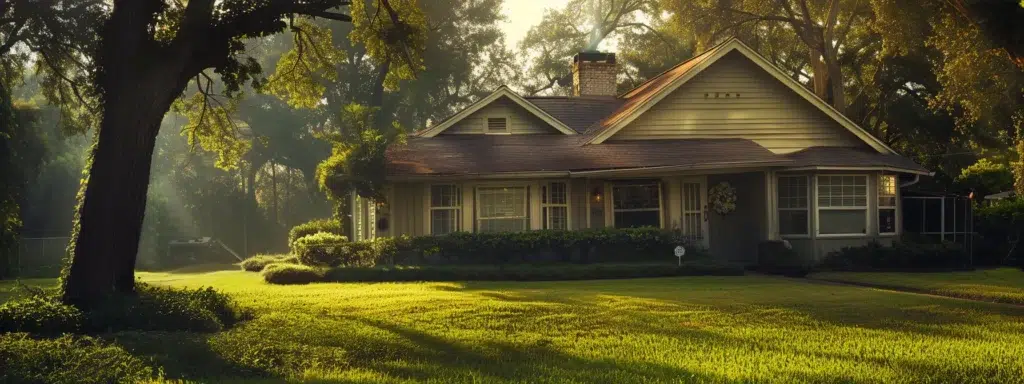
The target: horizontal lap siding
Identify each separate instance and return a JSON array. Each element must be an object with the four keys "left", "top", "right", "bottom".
[
  {"left": 442, "top": 97, "right": 560, "bottom": 135},
  {"left": 612, "top": 52, "right": 864, "bottom": 154}
]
